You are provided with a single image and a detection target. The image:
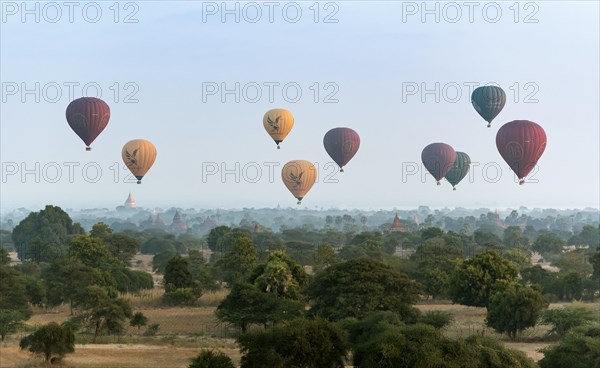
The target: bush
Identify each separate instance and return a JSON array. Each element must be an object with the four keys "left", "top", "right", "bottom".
[
  {"left": 144, "top": 323, "right": 160, "bottom": 336},
  {"left": 539, "top": 325, "right": 600, "bottom": 368},
  {"left": 540, "top": 306, "right": 596, "bottom": 338},
  {"left": 163, "top": 288, "right": 197, "bottom": 306},
  {"left": 189, "top": 349, "right": 235, "bottom": 368},
  {"left": 419, "top": 310, "right": 454, "bottom": 330}
]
